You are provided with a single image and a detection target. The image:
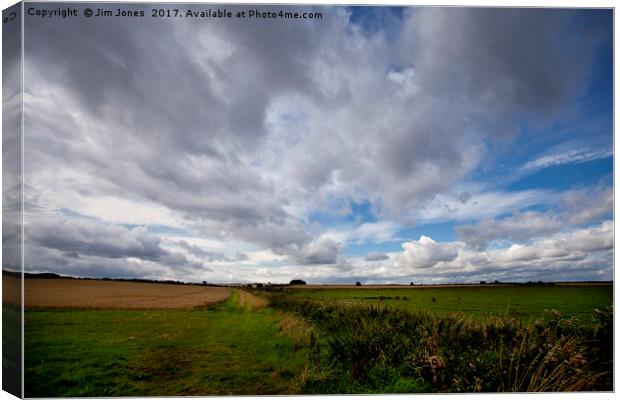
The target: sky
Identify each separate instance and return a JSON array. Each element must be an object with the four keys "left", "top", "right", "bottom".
[{"left": 4, "top": 3, "right": 613, "bottom": 284}]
